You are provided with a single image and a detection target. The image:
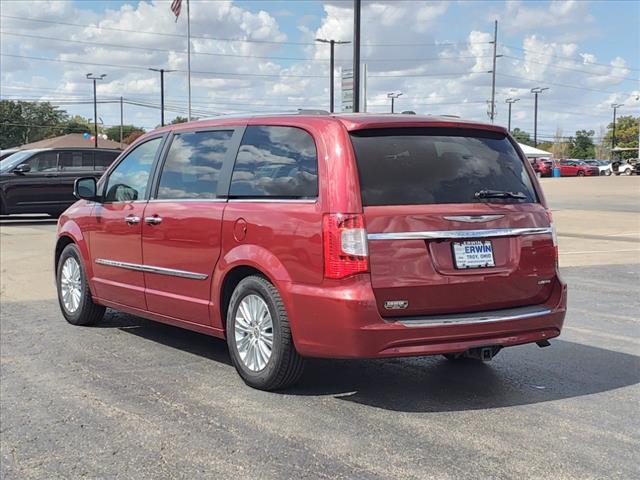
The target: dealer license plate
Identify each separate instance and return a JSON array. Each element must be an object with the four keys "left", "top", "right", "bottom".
[{"left": 452, "top": 241, "right": 495, "bottom": 269}]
